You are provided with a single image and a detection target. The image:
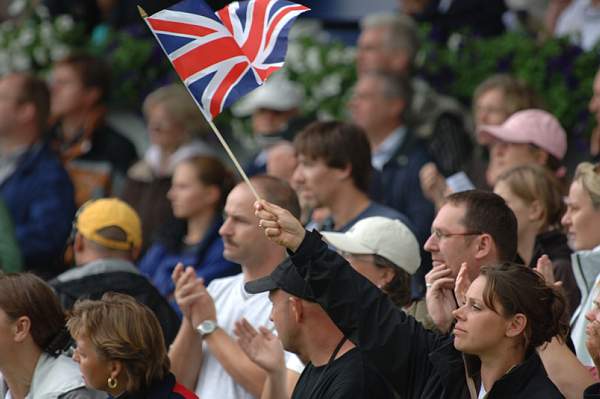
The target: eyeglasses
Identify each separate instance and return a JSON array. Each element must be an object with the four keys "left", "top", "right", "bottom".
[{"left": 430, "top": 229, "right": 482, "bottom": 240}]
